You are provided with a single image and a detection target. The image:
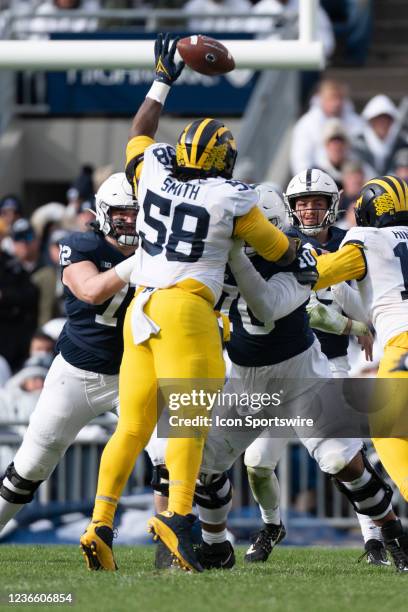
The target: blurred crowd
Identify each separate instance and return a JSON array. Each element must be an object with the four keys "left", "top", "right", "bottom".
[{"left": 0, "top": 0, "right": 372, "bottom": 67}]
